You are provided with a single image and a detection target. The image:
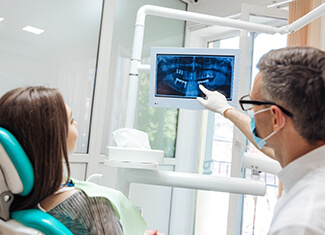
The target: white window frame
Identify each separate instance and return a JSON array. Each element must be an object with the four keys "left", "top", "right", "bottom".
[
  {"left": 68, "top": 0, "right": 116, "bottom": 179},
  {"left": 186, "top": 4, "right": 288, "bottom": 235}
]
